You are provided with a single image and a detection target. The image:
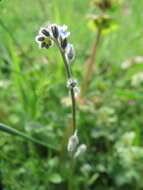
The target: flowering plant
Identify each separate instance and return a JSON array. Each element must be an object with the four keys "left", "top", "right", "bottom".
[{"left": 36, "top": 24, "right": 85, "bottom": 153}]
